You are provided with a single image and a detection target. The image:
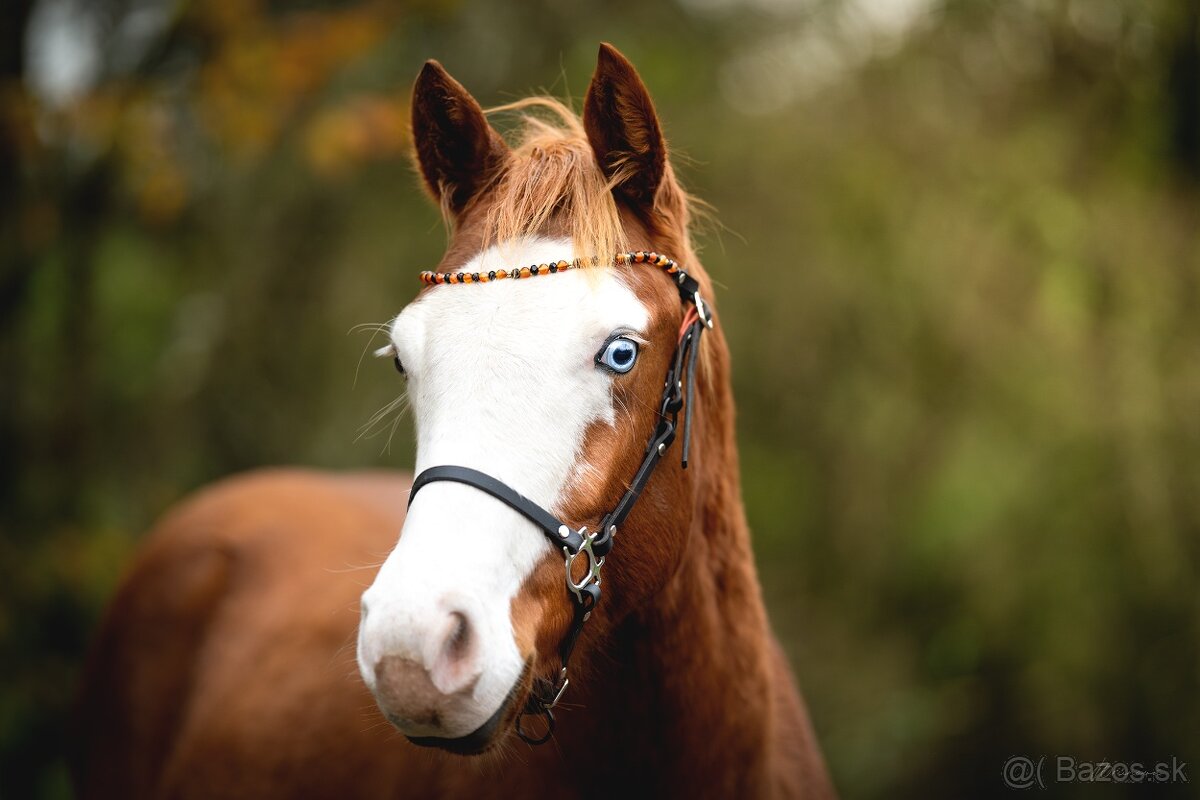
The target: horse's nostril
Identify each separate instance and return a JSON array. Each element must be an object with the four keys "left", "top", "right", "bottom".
[
  {"left": 425, "top": 609, "right": 480, "bottom": 695},
  {"left": 443, "top": 611, "right": 471, "bottom": 662}
]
